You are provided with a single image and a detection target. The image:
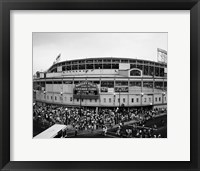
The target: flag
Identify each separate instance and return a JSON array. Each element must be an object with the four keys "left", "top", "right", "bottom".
[
  {"left": 56, "top": 53, "right": 61, "bottom": 63},
  {"left": 157, "top": 48, "right": 167, "bottom": 63}
]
